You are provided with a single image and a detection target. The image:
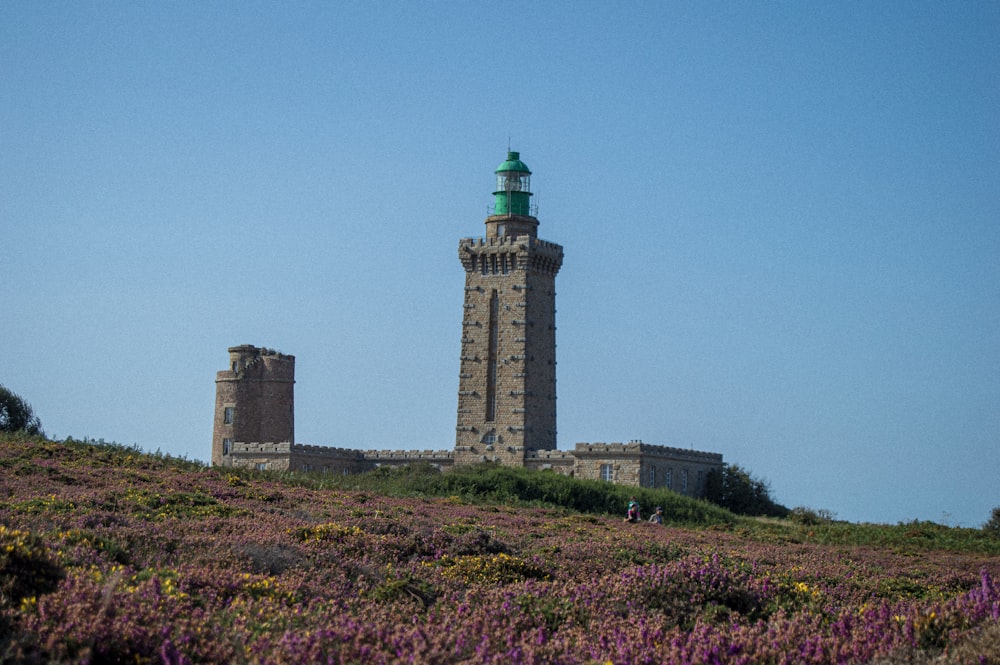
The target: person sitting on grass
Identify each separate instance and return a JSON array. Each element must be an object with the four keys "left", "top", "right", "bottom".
[
  {"left": 625, "top": 497, "right": 641, "bottom": 523},
  {"left": 649, "top": 506, "right": 664, "bottom": 525}
]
